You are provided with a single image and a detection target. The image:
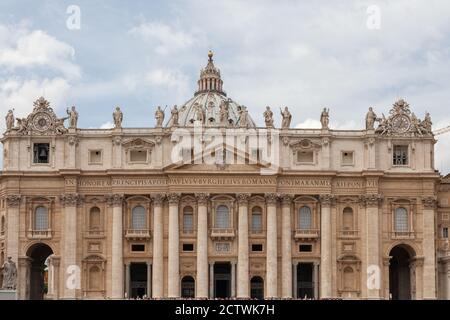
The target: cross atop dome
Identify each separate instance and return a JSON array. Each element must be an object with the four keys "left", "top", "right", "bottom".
[{"left": 195, "top": 50, "right": 225, "bottom": 96}]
